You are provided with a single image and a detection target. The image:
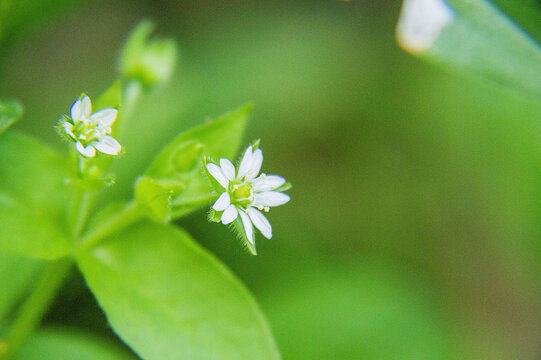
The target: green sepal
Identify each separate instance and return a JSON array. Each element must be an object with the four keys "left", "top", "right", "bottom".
[
  {"left": 135, "top": 177, "right": 172, "bottom": 223},
  {"left": 275, "top": 181, "right": 292, "bottom": 192},
  {"left": 209, "top": 209, "right": 221, "bottom": 223},
  {"left": 232, "top": 216, "right": 257, "bottom": 256},
  {"left": 0, "top": 98, "right": 23, "bottom": 135}
]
